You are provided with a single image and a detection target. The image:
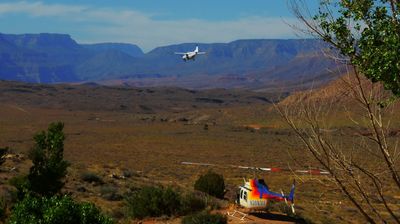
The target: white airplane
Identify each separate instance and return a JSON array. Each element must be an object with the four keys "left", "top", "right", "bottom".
[{"left": 174, "top": 46, "right": 206, "bottom": 61}]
